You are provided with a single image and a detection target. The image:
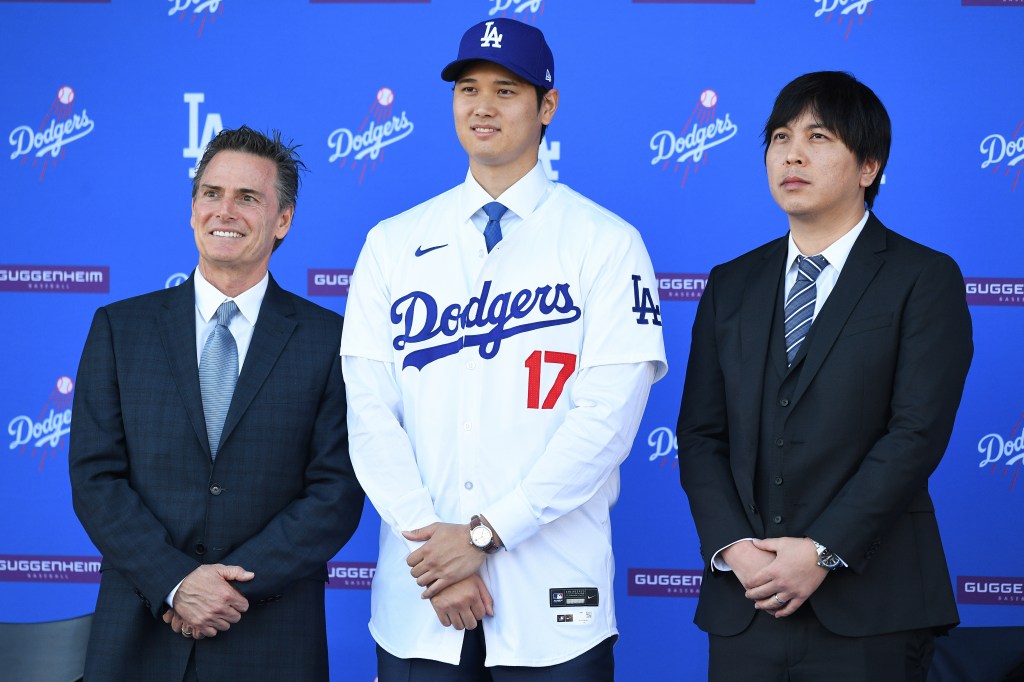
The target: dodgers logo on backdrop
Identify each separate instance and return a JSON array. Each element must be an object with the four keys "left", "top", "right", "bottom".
[
  {"left": 812, "top": 0, "right": 875, "bottom": 40},
  {"left": 487, "top": 0, "right": 543, "bottom": 20},
  {"left": 8, "top": 85, "right": 95, "bottom": 181},
  {"left": 978, "top": 119, "right": 1024, "bottom": 192},
  {"left": 646, "top": 426, "right": 678, "bottom": 470},
  {"left": 650, "top": 89, "right": 737, "bottom": 189},
  {"left": 165, "top": 272, "right": 189, "bottom": 288},
  {"left": 328, "top": 88, "right": 414, "bottom": 184},
  {"left": 975, "top": 410, "right": 1024, "bottom": 492},
  {"left": 391, "top": 280, "right": 581, "bottom": 370},
  {"left": 183, "top": 93, "right": 224, "bottom": 178},
  {"left": 167, "top": 0, "right": 223, "bottom": 37},
  {"left": 7, "top": 376, "right": 74, "bottom": 472}
]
